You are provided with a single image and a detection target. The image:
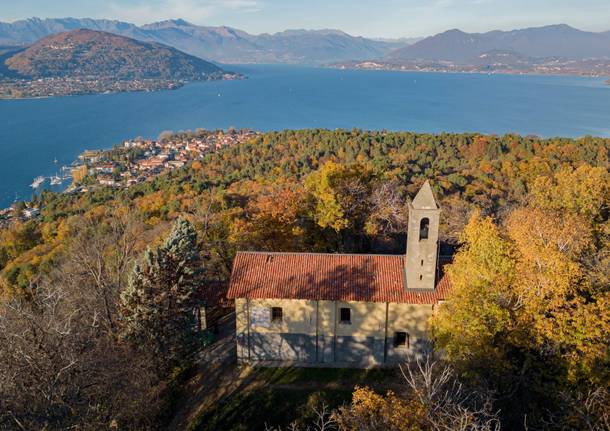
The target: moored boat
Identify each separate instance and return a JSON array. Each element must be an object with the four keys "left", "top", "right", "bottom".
[{"left": 30, "top": 176, "right": 45, "bottom": 188}]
